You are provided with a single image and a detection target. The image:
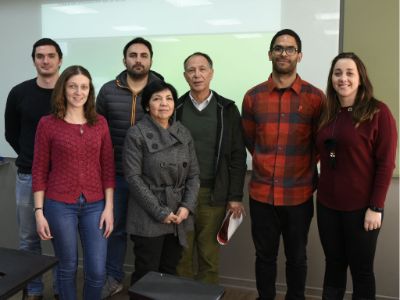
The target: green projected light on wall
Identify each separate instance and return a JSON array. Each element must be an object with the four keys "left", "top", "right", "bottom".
[
  {"left": 41, "top": 0, "right": 283, "bottom": 106},
  {"left": 58, "top": 33, "right": 273, "bottom": 108}
]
